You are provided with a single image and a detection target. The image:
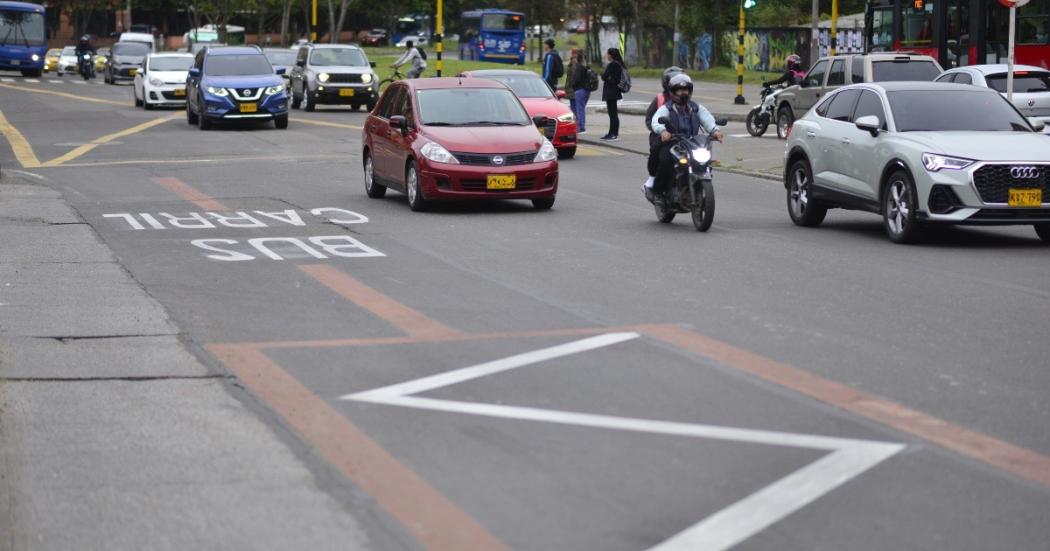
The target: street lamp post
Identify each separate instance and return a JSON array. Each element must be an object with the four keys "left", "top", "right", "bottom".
[{"left": 436, "top": 0, "right": 444, "bottom": 76}]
